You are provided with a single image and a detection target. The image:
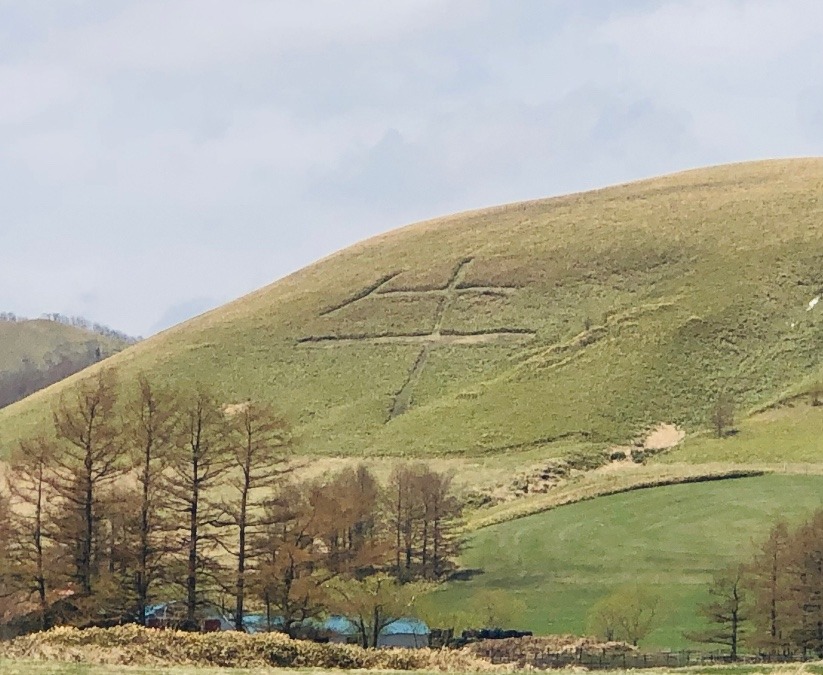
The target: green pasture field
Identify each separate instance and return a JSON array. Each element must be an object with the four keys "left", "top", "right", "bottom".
[
  {"left": 428, "top": 474, "right": 823, "bottom": 649},
  {"left": 2, "top": 159, "right": 823, "bottom": 463}
]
